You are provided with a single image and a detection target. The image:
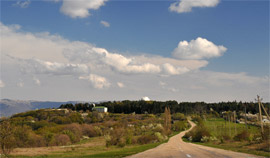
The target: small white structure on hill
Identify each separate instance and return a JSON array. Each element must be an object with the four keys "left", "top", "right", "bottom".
[
  {"left": 142, "top": 96, "right": 151, "bottom": 101},
  {"left": 92, "top": 106, "right": 108, "bottom": 113}
]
